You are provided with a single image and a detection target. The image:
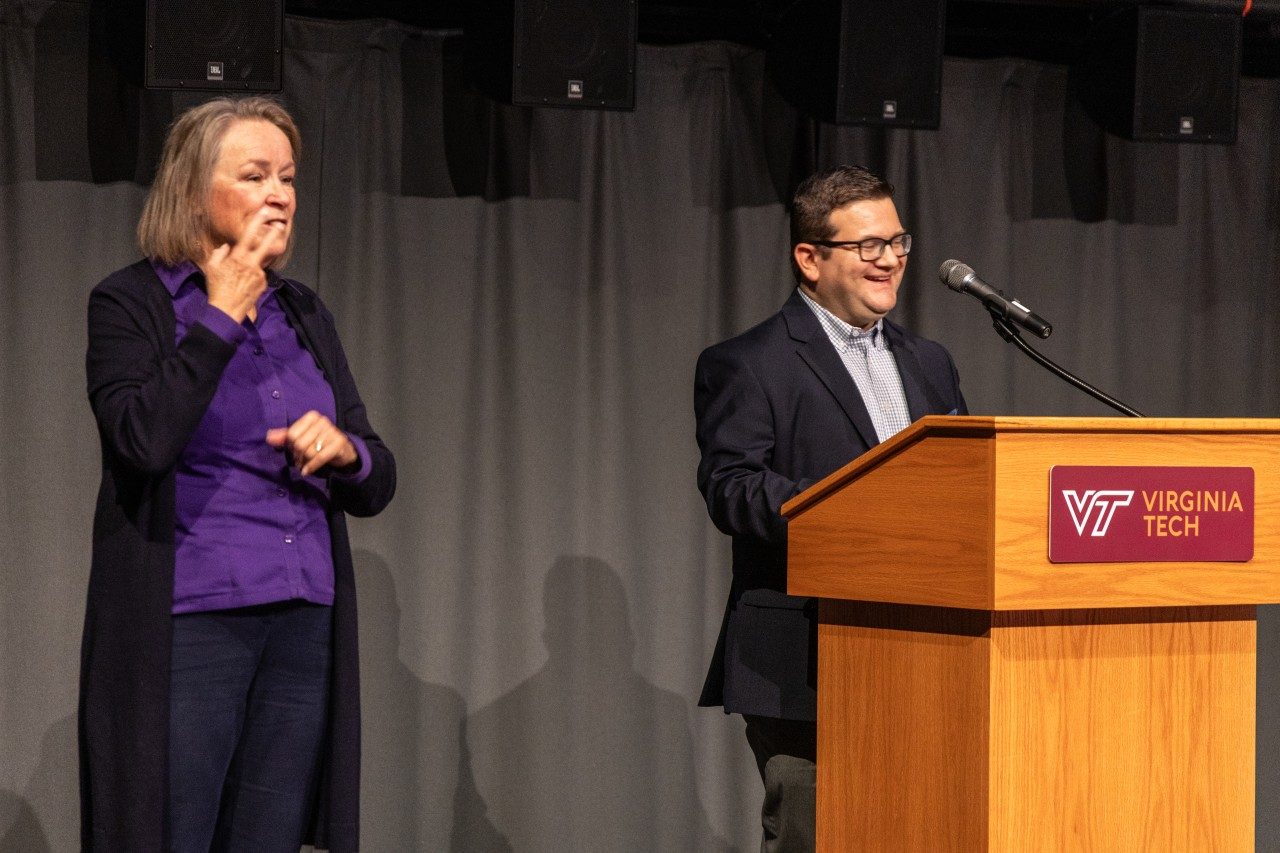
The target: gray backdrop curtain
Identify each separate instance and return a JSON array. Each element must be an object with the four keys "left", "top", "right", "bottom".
[{"left": 4, "top": 3, "right": 1280, "bottom": 850}]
